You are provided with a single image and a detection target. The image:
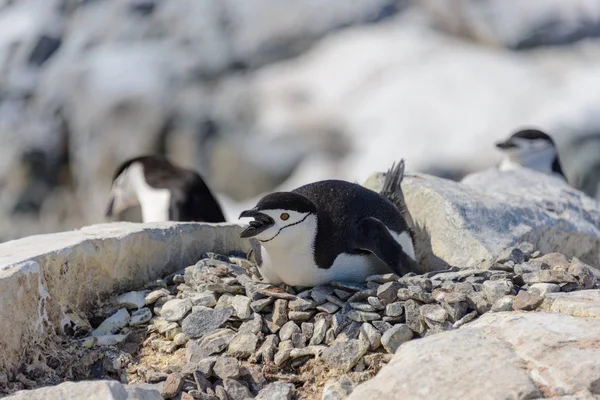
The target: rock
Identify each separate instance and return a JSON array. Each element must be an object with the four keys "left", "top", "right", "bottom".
[
  {"left": 568, "top": 258, "right": 598, "bottom": 289},
  {"left": 5, "top": 380, "right": 162, "bottom": 400},
  {"left": 310, "top": 317, "right": 330, "bottom": 345},
  {"left": 512, "top": 291, "right": 544, "bottom": 311},
  {"left": 514, "top": 260, "right": 549, "bottom": 275},
  {"left": 258, "top": 288, "right": 296, "bottom": 300},
  {"left": 359, "top": 323, "right": 382, "bottom": 351},
  {"left": 288, "top": 311, "right": 314, "bottom": 322},
  {"left": 311, "top": 285, "right": 336, "bottom": 304},
  {"left": 367, "top": 273, "right": 400, "bottom": 284},
  {"left": 213, "top": 357, "right": 241, "bottom": 380},
  {"left": 161, "top": 373, "right": 185, "bottom": 399},
  {"left": 419, "top": 304, "right": 448, "bottom": 323},
  {"left": 522, "top": 270, "right": 577, "bottom": 285},
  {"left": 145, "top": 288, "right": 173, "bottom": 305},
  {"left": 452, "top": 311, "right": 478, "bottom": 329},
  {"left": 129, "top": 307, "right": 153, "bottom": 326},
  {"left": 396, "top": 288, "right": 433, "bottom": 303},
  {"left": 191, "top": 292, "right": 218, "bottom": 308},
  {"left": 195, "top": 329, "right": 237, "bottom": 359},
  {"left": 349, "top": 302, "right": 376, "bottom": 312},
  {"left": 228, "top": 332, "right": 258, "bottom": 359},
  {"left": 317, "top": 302, "right": 340, "bottom": 314},
  {"left": 491, "top": 295, "right": 514, "bottom": 312},
  {"left": 466, "top": 292, "right": 491, "bottom": 314},
  {"left": 322, "top": 376, "right": 354, "bottom": 400},
  {"left": 372, "top": 321, "right": 393, "bottom": 334},
  {"left": 272, "top": 299, "right": 289, "bottom": 327},
  {"left": 181, "top": 307, "right": 234, "bottom": 339},
  {"left": 279, "top": 321, "right": 301, "bottom": 341},
  {"left": 528, "top": 283, "right": 561, "bottom": 297},
  {"left": 251, "top": 298, "right": 273, "bottom": 313},
  {"left": 239, "top": 313, "right": 263, "bottom": 335},
  {"left": 289, "top": 298, "right": 316, "bottom": 311},
  {"left": 223, "top": 378, "right": 252, "bottom": 400},
  {"left": 290, "top": 345, "right": 326, "bottom": 359},
  {"left": 118, "top": 291, "right": 148, "bottom": 310},
  {"left": 367, "top": 170, "right": 600, "bottom": 271},
  {"left": 240, "top": 364, "right": 267, "bottom": 393},
  {"left": 256, "top": 382, "right": 295, "bottom": 400},
  {"left": 274, "top": 340, "right": 294, "bottom": 367},
  {"left": 482, "top": 280, "right": 515, "bottom": 304},
  {"left": 230, "top": 295, "right": 252, "bottom": 320},
  {"left": 376, "top": 282, "right": 402, "bottom": 304},
  {"left": 321, "top": 340, "right": 368, "bottom": 372},
  {"left": 347, "top": 310, "right": 381, "bottom": 322},
  {"left": 384, "top": 302, "right": 404, "bottom": 317},
  {"left": 173, "top": 332, "right": 190, "bottom": 347},
  {"left": 92, "top": 308, "right": 130, "bottom": 337},
  {"left": 404, "top": 300, "right": 426, "bottom": 335},
  {"left": 251, "top": 334, "right": 279, "bottom": 363},
  {"left": 380, "top": 324, "right": 413, "bottom": 354},
  {"left": 161, "top": 299, "right": 193, "bottom": 322},
  {"left": 541, "top": 290, "right": 600, "bottom": 319}
]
